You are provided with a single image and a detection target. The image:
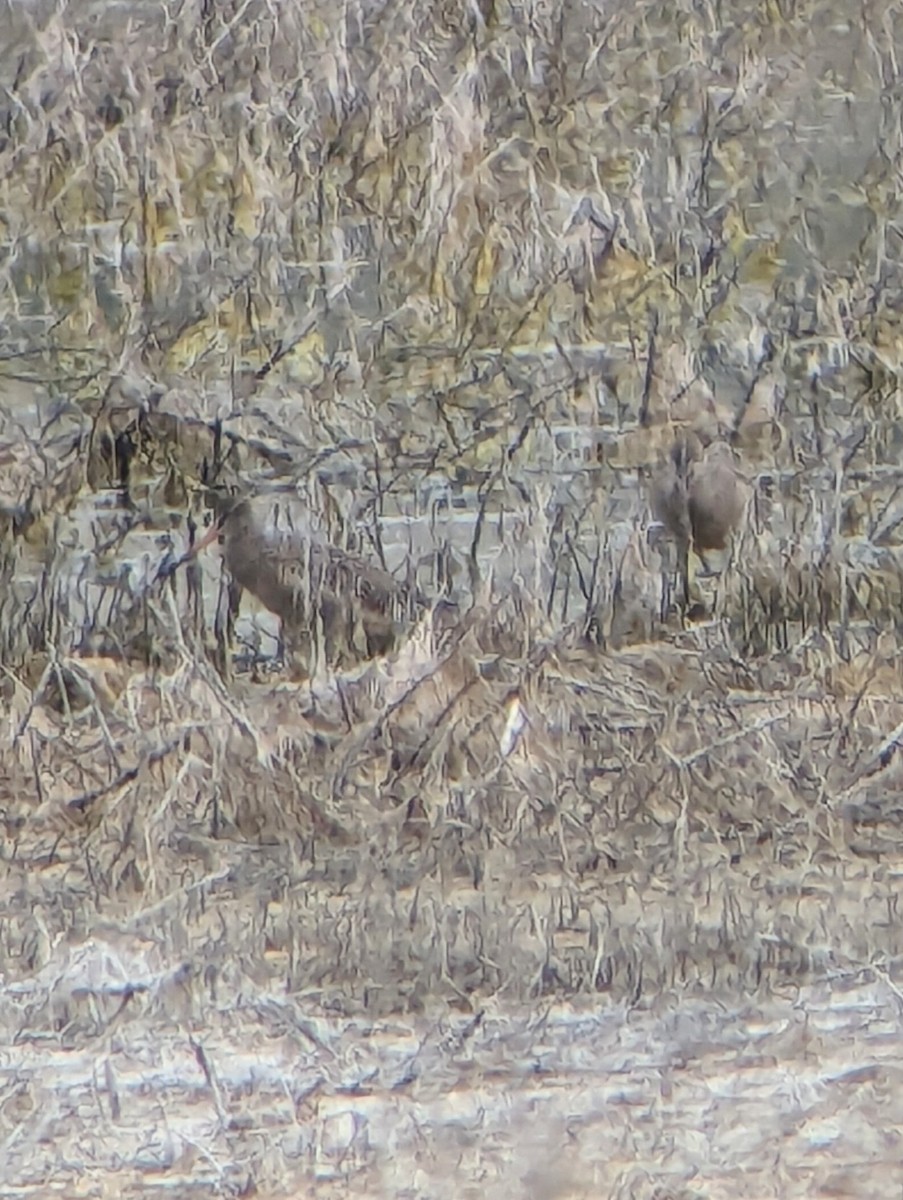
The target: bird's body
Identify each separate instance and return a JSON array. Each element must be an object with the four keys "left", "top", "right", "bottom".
[
  {"left": 197, "top": 494, "right": 418, "bottom": 670},
  {"left": 652, "top": 436, "right": 746, "bottom": 605},
  {"left": 686, "top": 441, "right": 746, "bottom": 555}
]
